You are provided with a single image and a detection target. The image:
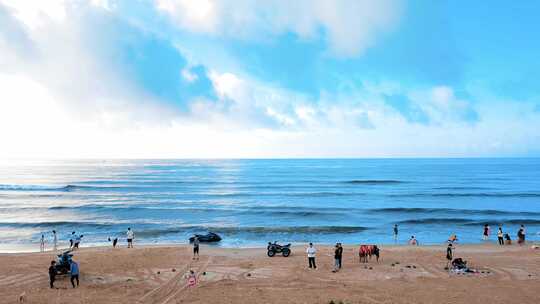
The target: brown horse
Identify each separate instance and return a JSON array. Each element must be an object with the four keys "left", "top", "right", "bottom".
[{"left": 359, "top": 245, "right": 380, "bottom": 263}]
